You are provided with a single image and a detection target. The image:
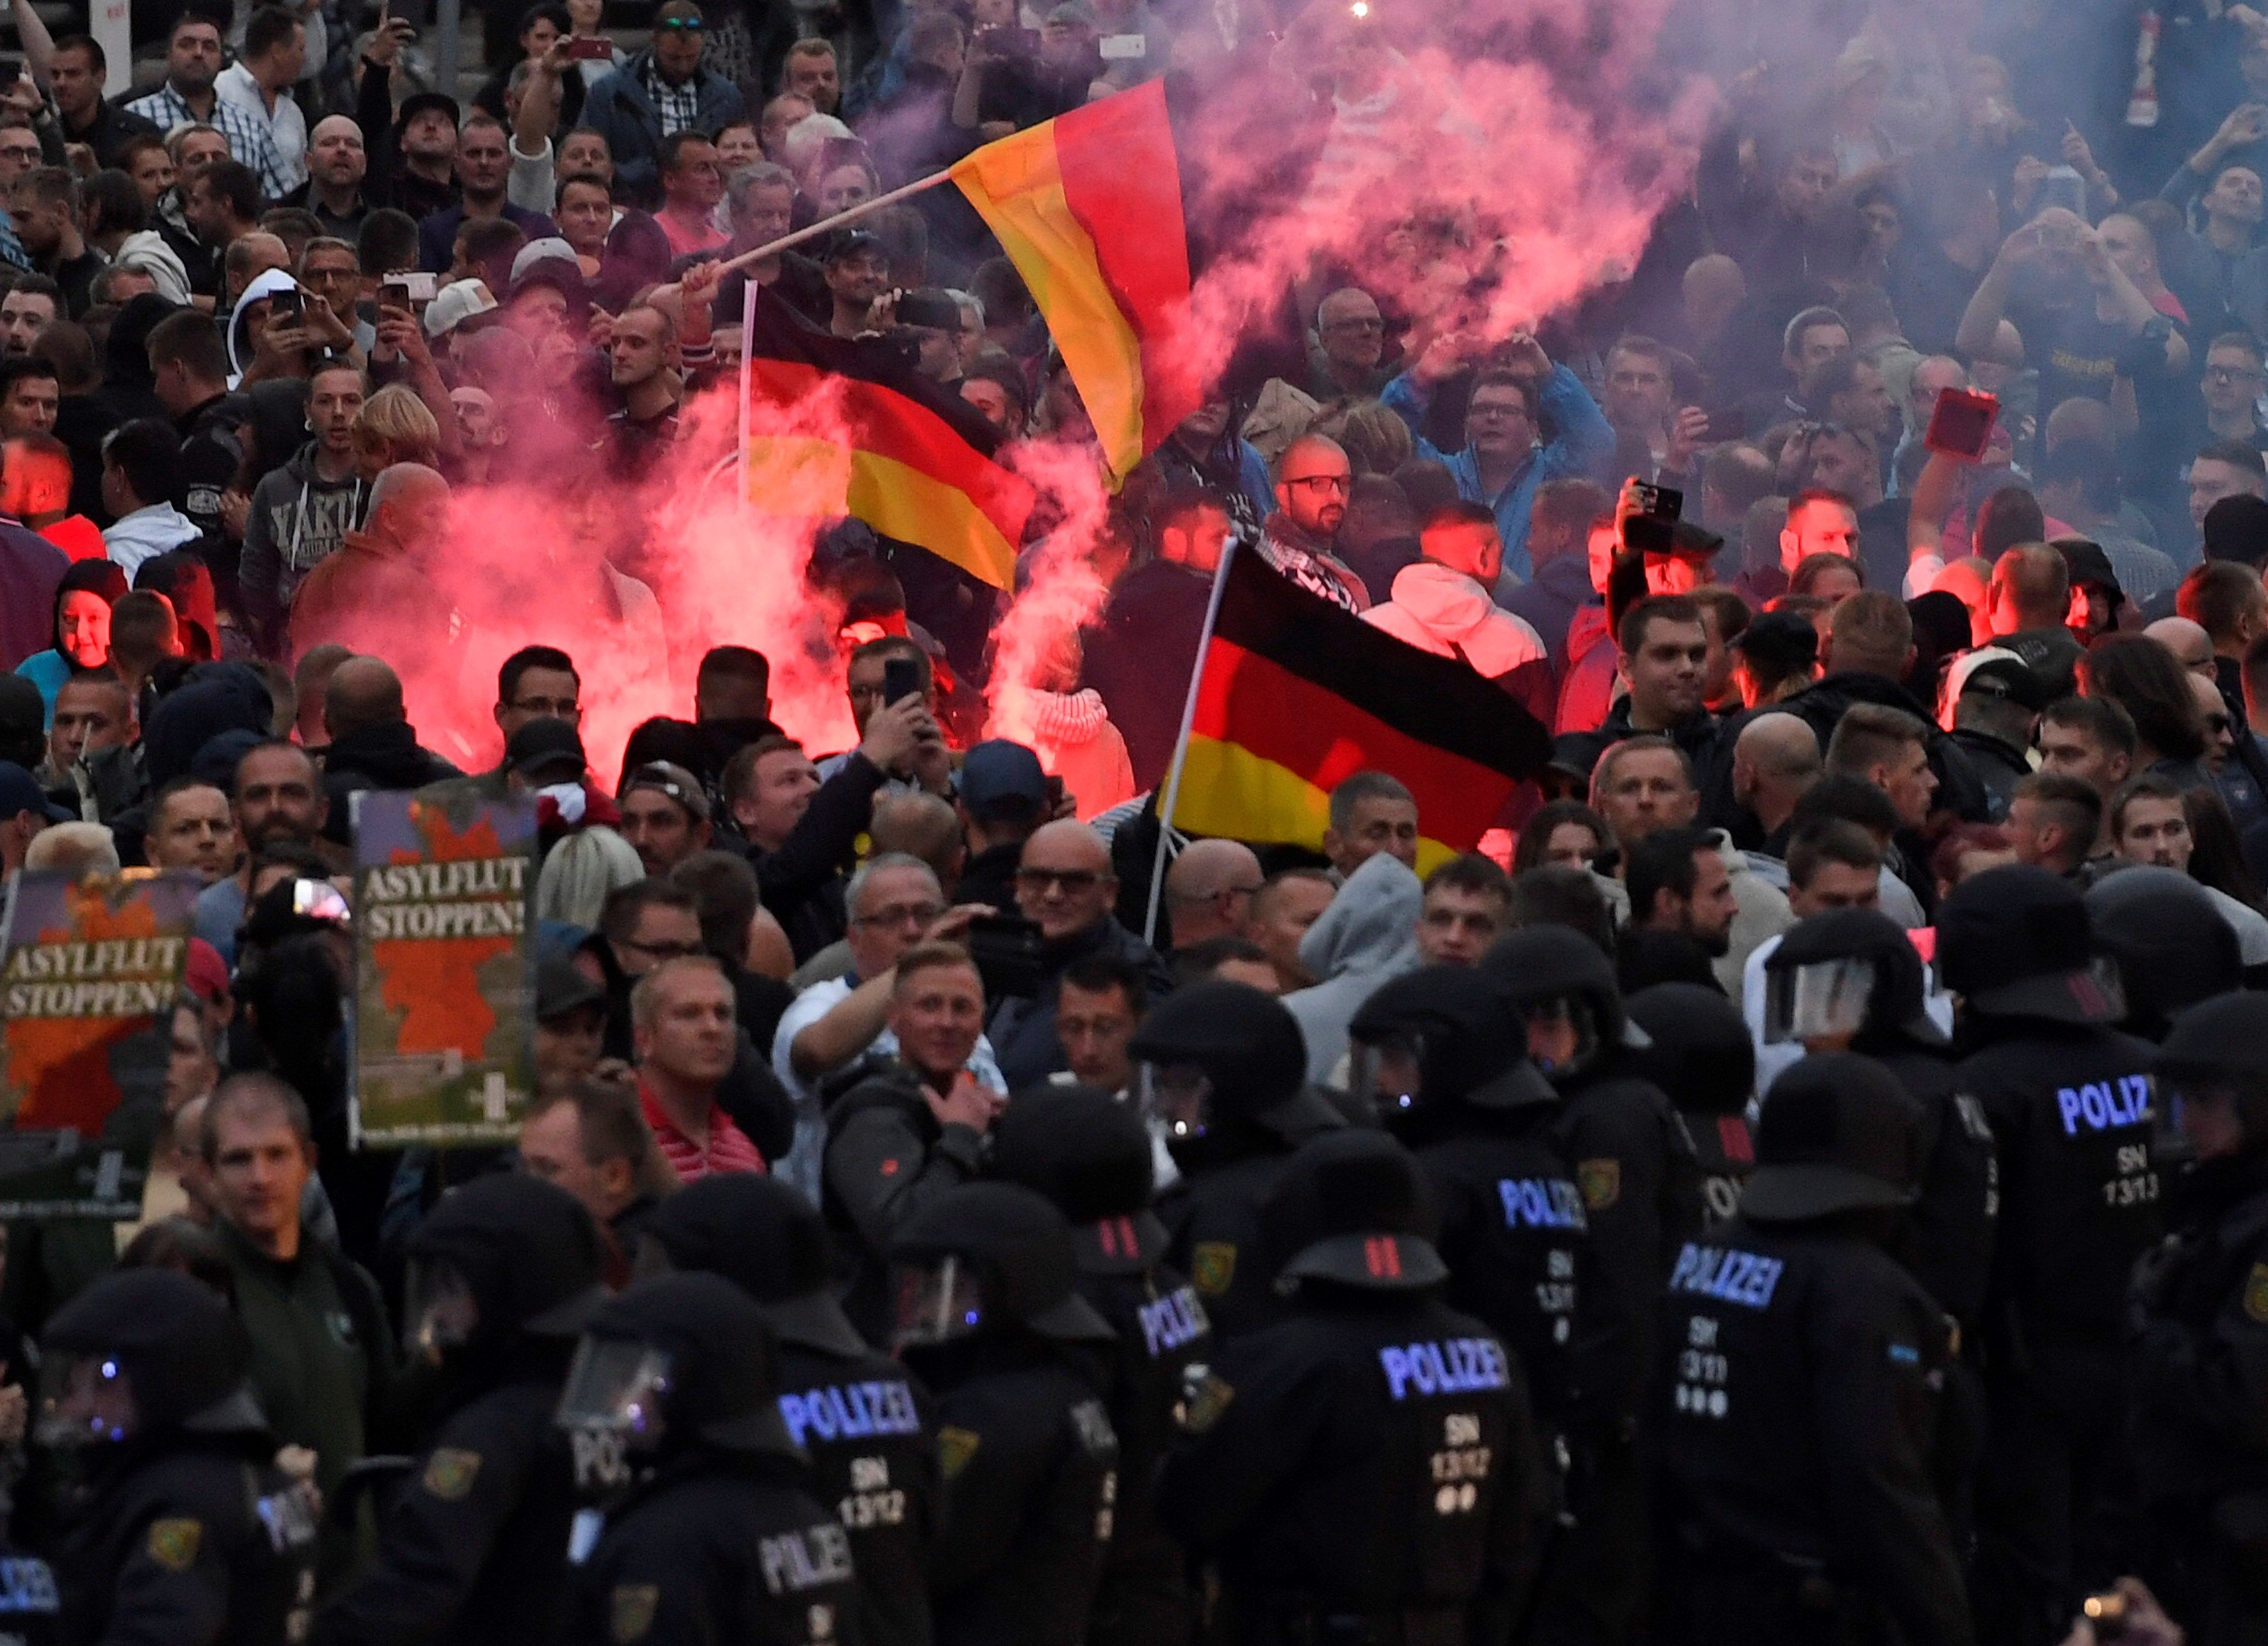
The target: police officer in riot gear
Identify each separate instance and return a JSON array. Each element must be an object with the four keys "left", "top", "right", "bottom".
[
  {"left": 1157, "top": 1127, "right": 1548, "bottom": 1645},
  {"left": 989, "top": 1083, "right": 1212, "bottom": 1646},
  {"left": 1347, "top": 965, "right": 1592, "bottom": 1446},
  {"left": 1936, "top": 865, "right": 2162, "bottom": 1646},
  {"left": 2129, "top": 991, "right": 2268, "bottom": 1644},
  {"left": 1654, "top": 1053, "right": 1973, "bottom": 1646},
  {"left": 1625, "top": 983, "right": 1757, "bottom": 1230},
  {"left": 316, "top": 1174, "right": 607, "bottom": 1646},
  {"left": 2086, "top": 866, "right": 2246, "bottom": 1041},
  {"left": 40, "top": 1268, "right": 318, "bottom": 1646},
  {"left": 1761, "top": 909, "right": 1997, "bottom": 1338},
  {"left": 1481, "top": 923, "right": 1700, "bottom": 1646},
  {"left": 886, "top": 1181, "right": 1123, "bottom": 1646},
  {"left": 1130, "top": 980, "right": 1346, "bottom": 1340},
  {"left": 638, "top": 1174, "right": 938, "bottom": 1646},
  {"left": 555, "top": 1272, "right": 860, "bottom": 1646}
]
